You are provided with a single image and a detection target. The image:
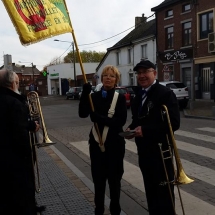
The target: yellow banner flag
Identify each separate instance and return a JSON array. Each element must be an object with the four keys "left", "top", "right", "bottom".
[{"left": 2, "top": 0, "right": 72, "bottom": 45}]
